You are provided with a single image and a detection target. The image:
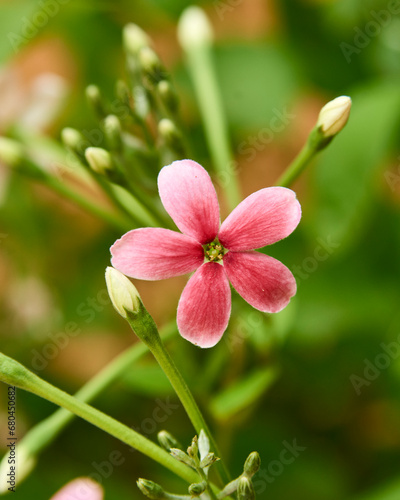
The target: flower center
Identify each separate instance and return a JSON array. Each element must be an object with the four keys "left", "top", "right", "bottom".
[{"left": 204, "top": 240, "right": 226, "bottom": 262}]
